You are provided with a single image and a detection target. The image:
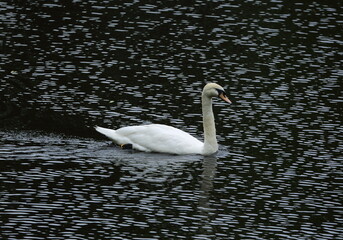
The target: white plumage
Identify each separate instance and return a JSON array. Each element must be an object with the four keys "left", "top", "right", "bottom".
[
  {"left": 95, "top": 124, "right": 203, "bottom": 154},
  {"left": 95, "top": 83, "right": 231, "bottom": 155}
]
